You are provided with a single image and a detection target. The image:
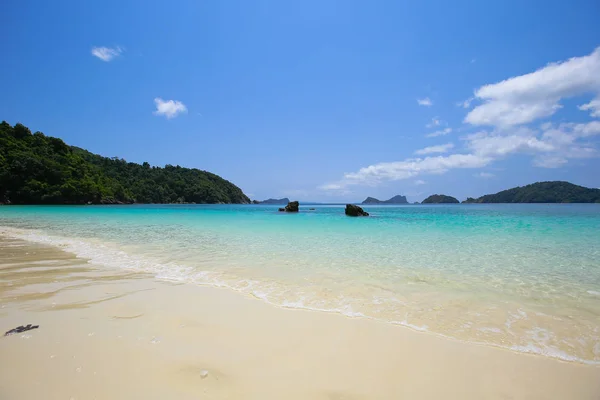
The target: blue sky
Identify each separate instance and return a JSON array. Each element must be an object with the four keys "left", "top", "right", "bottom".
[{"left": 1, "top": 0, "right": 599, "bottom": 202}]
